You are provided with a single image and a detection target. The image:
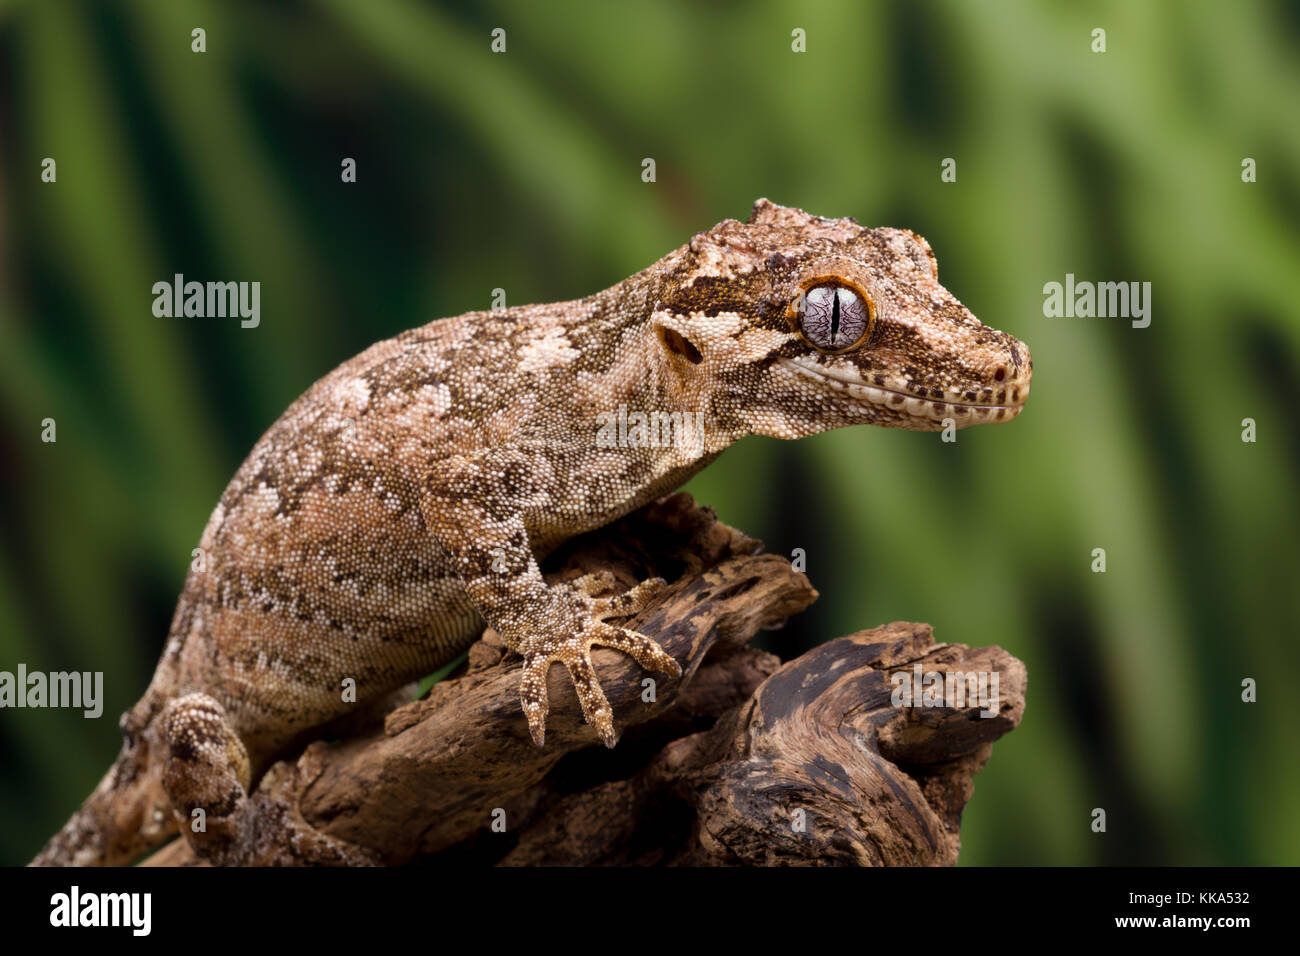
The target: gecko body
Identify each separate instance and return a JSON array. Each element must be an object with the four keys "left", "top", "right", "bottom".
[{"left": 33, "top": 200, "right": 1030, "bottom": 866}]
